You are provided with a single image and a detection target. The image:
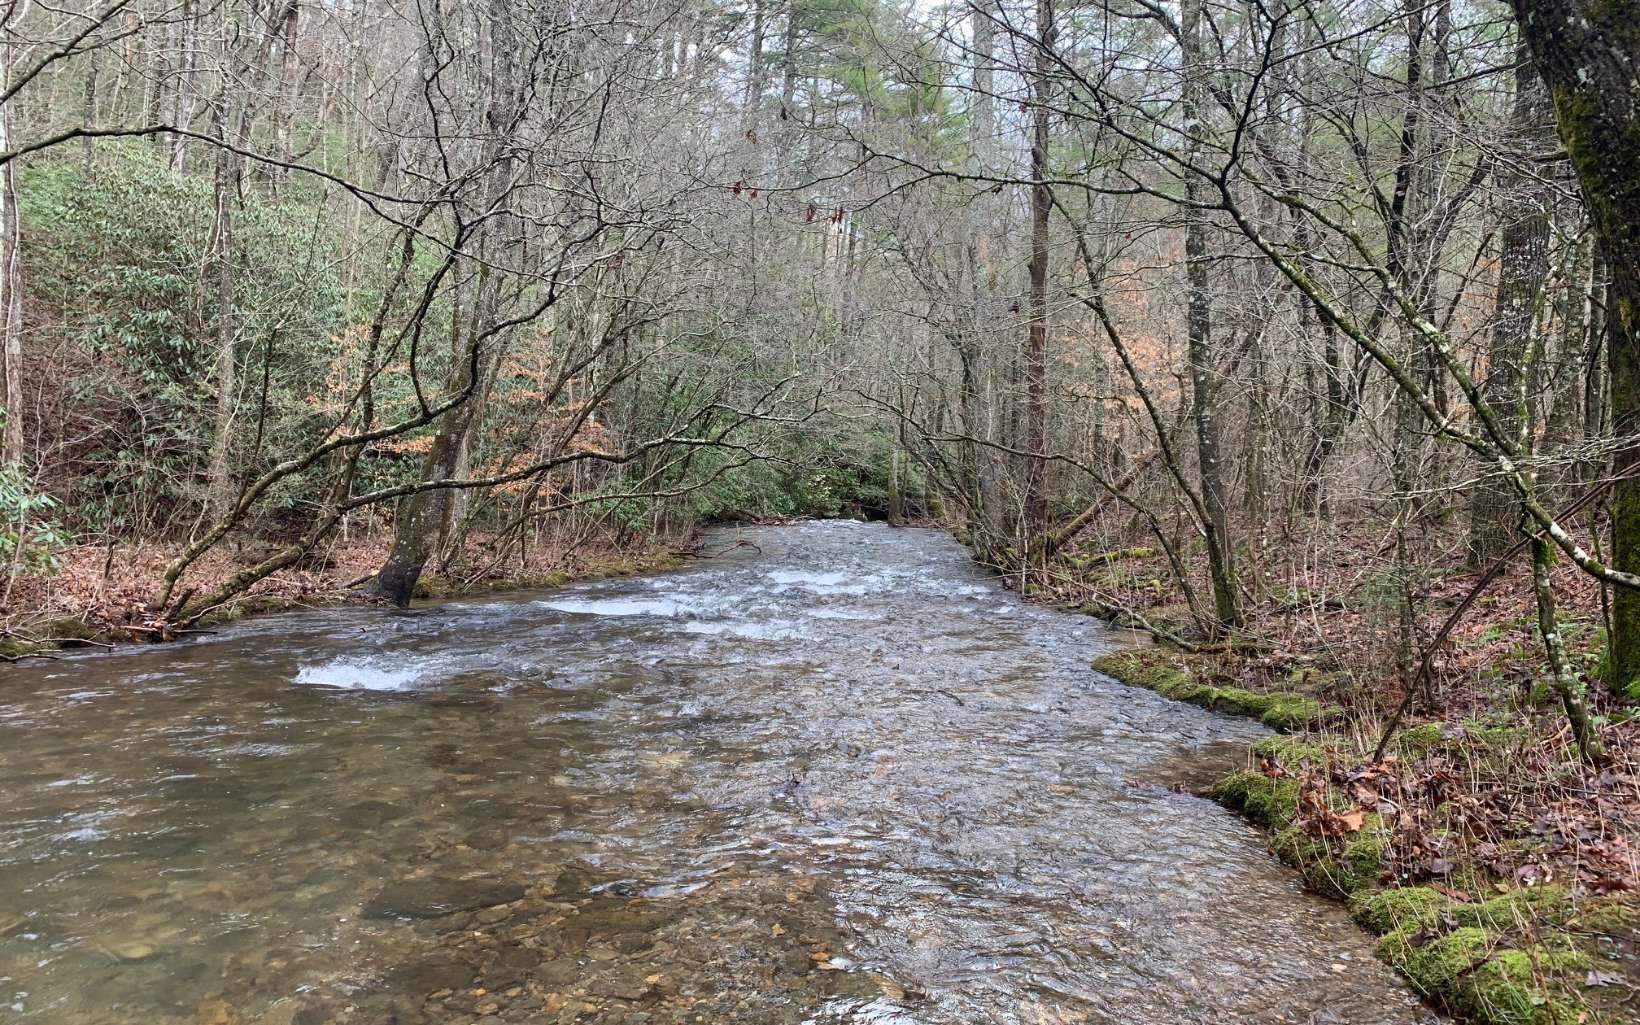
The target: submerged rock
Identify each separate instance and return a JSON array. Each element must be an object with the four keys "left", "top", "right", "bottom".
[
  {"left": 361, "top": 878, "right": 526, "bottom": 919},
  {"left": 584, "top": 965, "right": 656, "bottom": 1000},
  {"left": 343, "top": 800, "right": 409, "bottom": 828},
  {"left": 384, "top": 953, "right": 476, "bottom": 993},
  {"left": 103, "top": 939, "right": 165, "bottom": 963}
]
